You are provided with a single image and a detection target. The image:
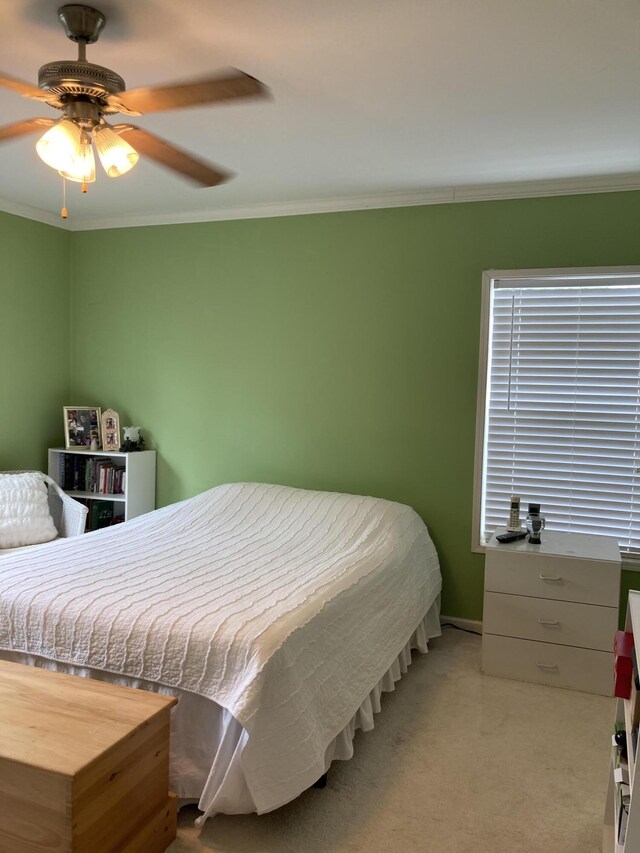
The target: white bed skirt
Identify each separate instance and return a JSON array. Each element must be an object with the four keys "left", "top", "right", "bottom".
[{"left": 0, "top": 597, "right": 441, "bottom": 821}]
